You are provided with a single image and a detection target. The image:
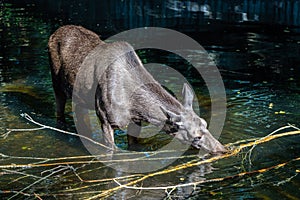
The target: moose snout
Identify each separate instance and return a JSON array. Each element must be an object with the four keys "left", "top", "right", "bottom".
[
  {"left": 192, "top": 129, "right": 227, "bottom": 154},
  {"left": 191, "top": 136, "right": 203, "bottom": 149}
]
